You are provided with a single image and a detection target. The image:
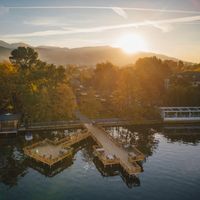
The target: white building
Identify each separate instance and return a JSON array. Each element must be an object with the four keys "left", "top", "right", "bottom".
[{"left": 160, "top": 107, "right": 200, "bottom": 122}]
